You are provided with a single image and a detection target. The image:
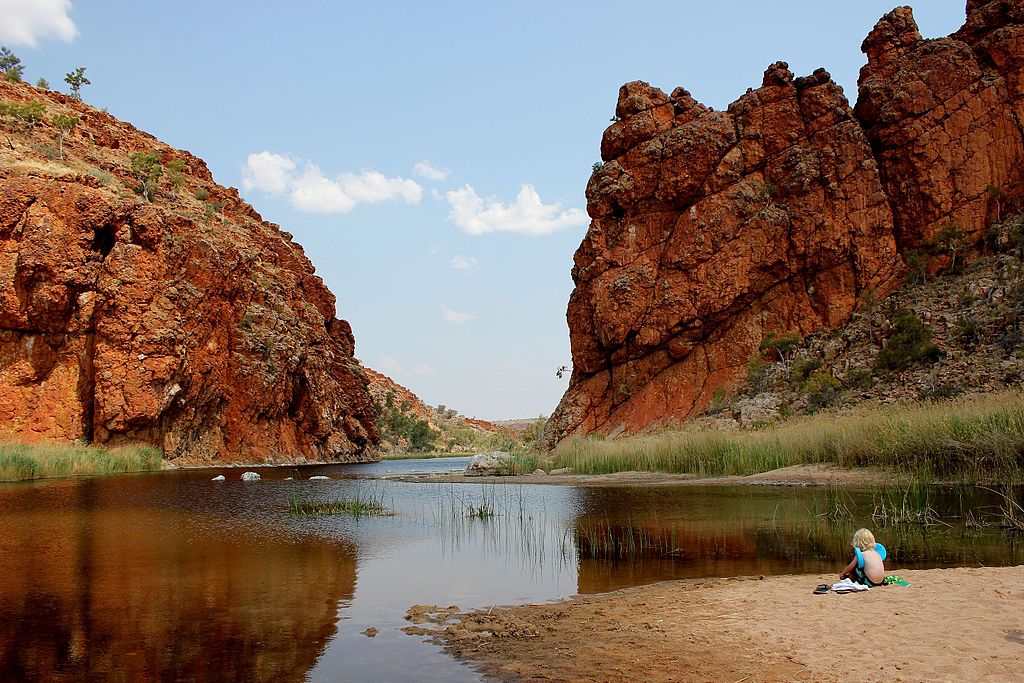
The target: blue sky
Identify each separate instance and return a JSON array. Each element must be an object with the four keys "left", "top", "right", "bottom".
[{"left": 3, "top": 1, "right": 966, "bottom": 420}]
